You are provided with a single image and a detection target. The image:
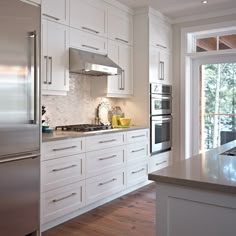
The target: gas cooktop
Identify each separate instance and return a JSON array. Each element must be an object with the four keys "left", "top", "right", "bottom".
[{"left": 55, "top": 124, "right": 111, "bottom": 132}]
